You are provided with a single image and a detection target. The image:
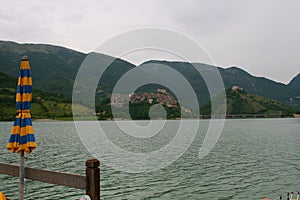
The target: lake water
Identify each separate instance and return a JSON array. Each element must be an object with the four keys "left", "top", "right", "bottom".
[{"left": 0, "top": 119, "right": 300, "bottom": 199}]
